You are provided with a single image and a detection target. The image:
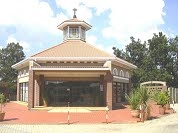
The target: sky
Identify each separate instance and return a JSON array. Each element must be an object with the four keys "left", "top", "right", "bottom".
[{"left": 0, "top": 0, "right": 178, "bottom": 57}]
